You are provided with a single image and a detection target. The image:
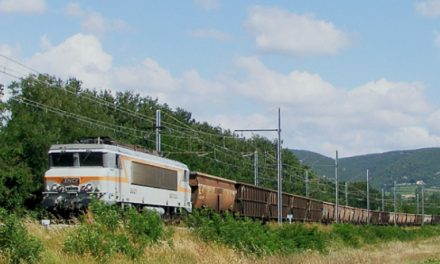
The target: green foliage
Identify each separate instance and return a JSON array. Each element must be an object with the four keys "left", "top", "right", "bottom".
[
  {"left": 331, "top": 224, "right": 440, "bottom": 248},
  {"left": 187, "top": 209, "right": 327, "bottom": 256},
  {"left": 189, "top": 211, "right": 440, "bottom": 256},
  {"left": 276, "top": 224, "right": 327, "bottom": 253},
  {"left": 63, "top": 201, "right": 167, "bottom": 260},
  {"left": 331, "top": 224, "right": 362, "bottom": 247},
  {"left": 0, "top": 209, "right": 43, "bottom": 264},
  {"left": 125, "top": 206, "right": 166, "bottom": 245}
]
